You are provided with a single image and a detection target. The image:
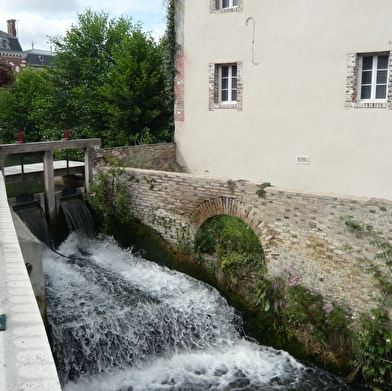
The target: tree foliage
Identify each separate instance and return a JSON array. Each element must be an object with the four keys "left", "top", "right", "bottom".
[
  {"left": 0, "top": 9, "right": 174, "bottom": 146},
  {"left": 0, "top": 67, "right": 55, "bottom": 142}
]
